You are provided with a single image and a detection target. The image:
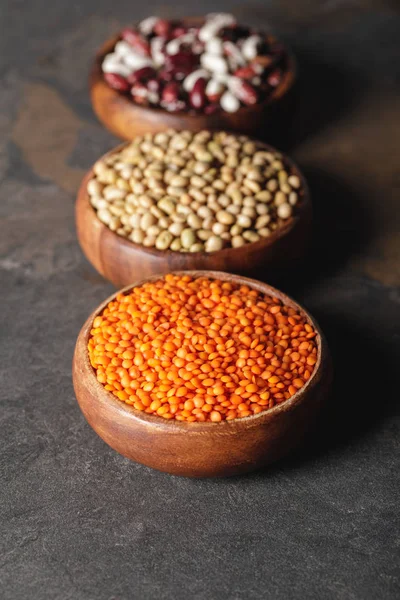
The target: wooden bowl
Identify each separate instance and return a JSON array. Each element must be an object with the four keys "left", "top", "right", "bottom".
[
  {"left": 89, "top": 18, "right": 297, "bottom": 140},
  {"left": 72, "top": 271, "right": 332, "bottom": 477},
  {"left": 75, "top": 141, "right": 311, "bottom": 288}
]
